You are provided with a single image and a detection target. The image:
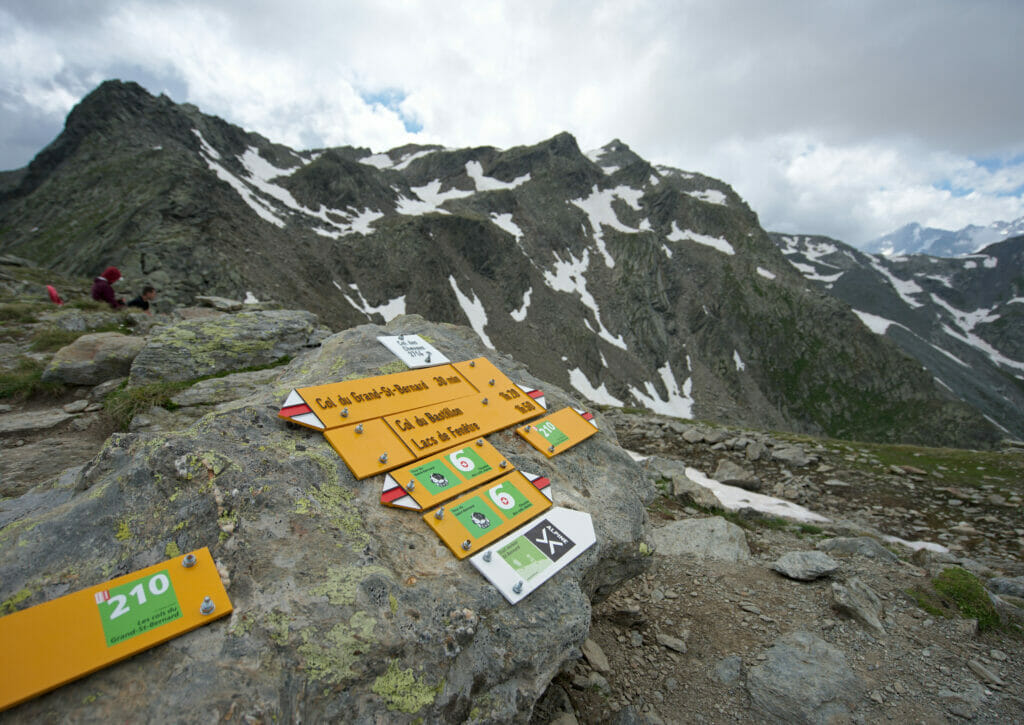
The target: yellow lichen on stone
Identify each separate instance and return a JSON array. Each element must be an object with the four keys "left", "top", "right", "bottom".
[
  {"left": 298, "top": 611, "right": 377, "bottom": 683},
  {"left": 165, "top": 541, "right": 181, "bottom": 558},
  {"left": 115, "top": 519, "right": 132, "bottom": 541},
  {"left": 311, "top": 565, "right": 391, "bottom": 606},
  {"left": 371, "top": 659, "right": 443, "bottom": 714},
  {"left": 0, "top": 587, "right": 32, "bottom": 614}
]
